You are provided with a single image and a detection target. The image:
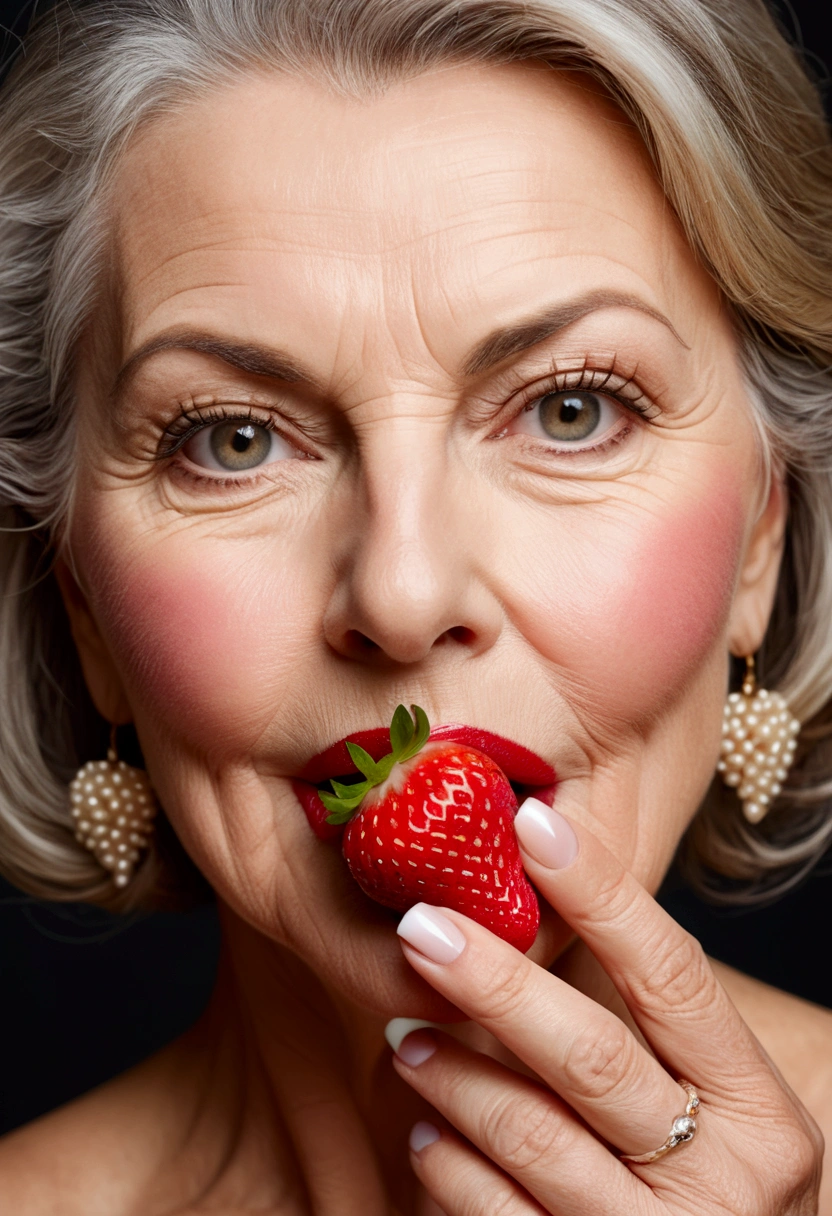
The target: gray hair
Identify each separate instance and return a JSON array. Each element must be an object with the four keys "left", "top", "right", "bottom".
[{"left": 0, "top": 0, "right": 829, "bottom": 909}]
